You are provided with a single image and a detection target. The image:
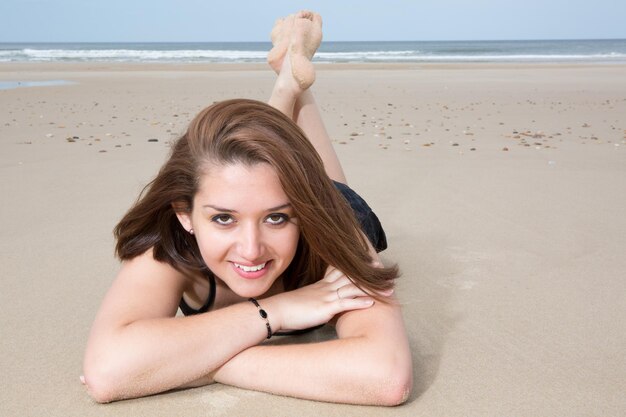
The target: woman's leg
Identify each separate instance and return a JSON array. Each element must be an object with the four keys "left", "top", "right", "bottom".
[
  {"left": 293, "top": 90, "right": 346, "bottom": 184},
  {"left": 267, "top": 12, "right": 347, "bottom": 184}
]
